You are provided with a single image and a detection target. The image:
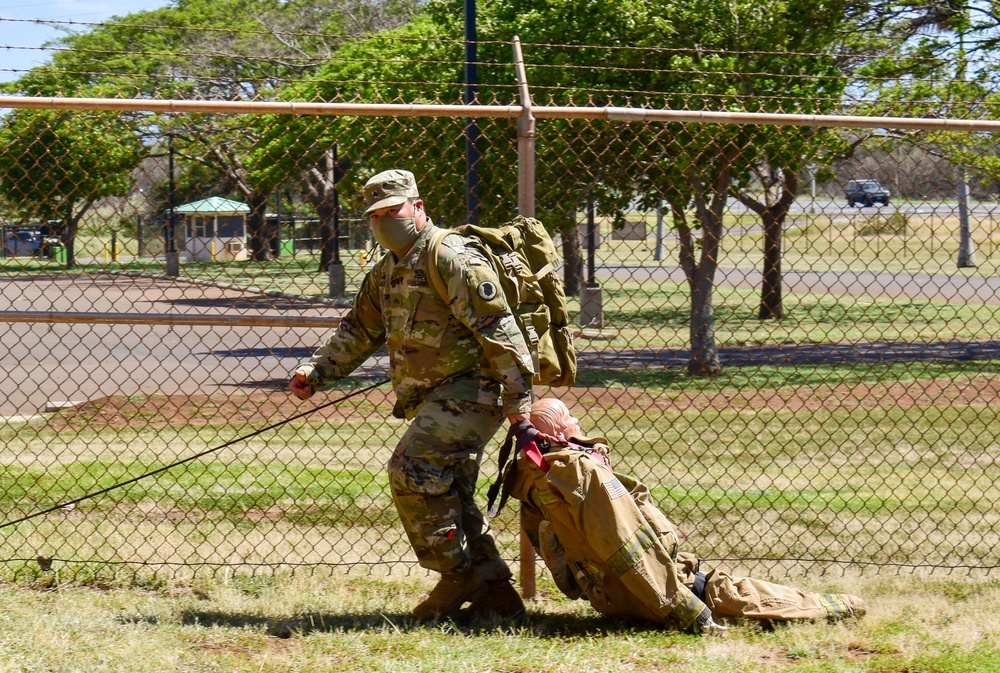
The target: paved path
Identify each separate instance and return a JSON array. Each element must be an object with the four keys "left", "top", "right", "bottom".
[{"left": 598, "top": 265, "right": 1000, "bottom": 305}]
